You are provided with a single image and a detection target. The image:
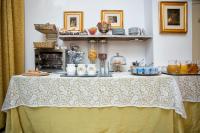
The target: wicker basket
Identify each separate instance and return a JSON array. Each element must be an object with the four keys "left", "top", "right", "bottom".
[
  {"left": 34, "top": 23, "right": 57, "bottom": 34},
  {"left": 33, "top": 41, "right": 56, "bottom": 49}
]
